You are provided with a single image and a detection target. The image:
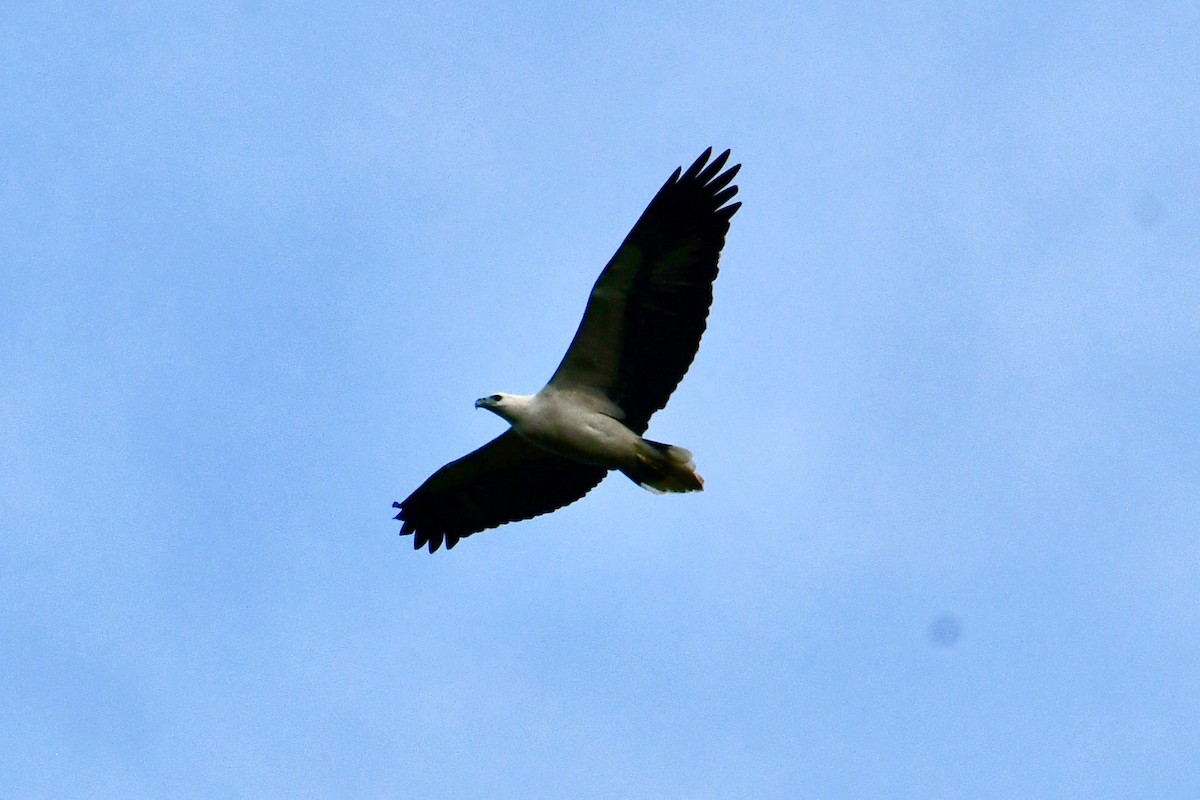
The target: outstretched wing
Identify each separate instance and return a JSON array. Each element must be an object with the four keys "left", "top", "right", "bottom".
[
  {"left": 393, "top": 431, "right": 608, "bottom": 553},
  {"left": 548, "top": 148, "right": 741, "bottom": 433}
]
